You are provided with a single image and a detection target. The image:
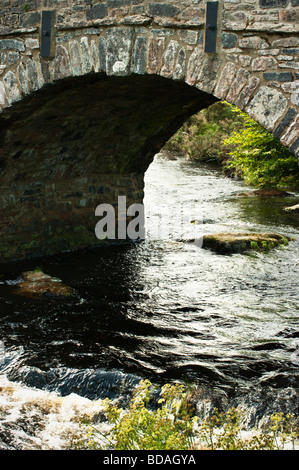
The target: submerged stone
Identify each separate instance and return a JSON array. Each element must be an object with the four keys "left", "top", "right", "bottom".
[
  {"left": 15, "top": 270, "right": 78, "bottom": 298},
  {"left": 237, "top": 189, "right": 292, "bottom": 197},
  {"left": 202, "top": 232, "right": 292, "bottom": 254}
]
